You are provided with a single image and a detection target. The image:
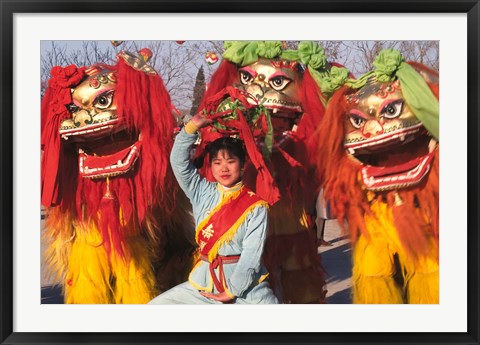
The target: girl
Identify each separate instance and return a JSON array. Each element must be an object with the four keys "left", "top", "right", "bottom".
[{"left": 148, "top": 114, "right": 278, "bottom": 304}]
